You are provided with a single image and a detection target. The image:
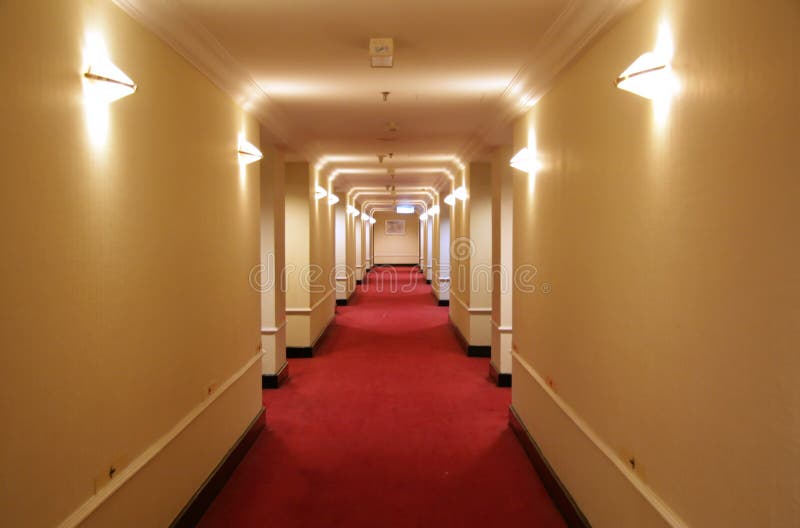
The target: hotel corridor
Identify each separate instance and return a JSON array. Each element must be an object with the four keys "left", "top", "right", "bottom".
[{"left": 198, "top": 267, "right": 564, "bottom": 527}]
